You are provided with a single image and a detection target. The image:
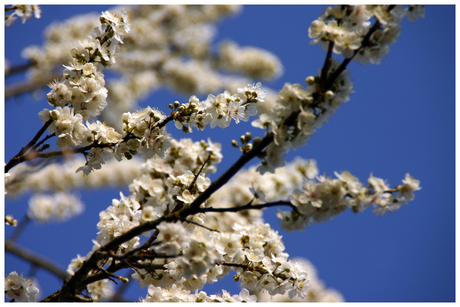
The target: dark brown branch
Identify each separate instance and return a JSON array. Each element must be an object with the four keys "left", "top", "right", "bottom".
[
  {"left": 5, "top": 119, "right": 53, "bottom": 173},
  {"left": 179, "top": 133, "right": 274, "bottom": 217},
  {"left": 324, "top": 18, "right": 383, "bottom": 89},
  {"left": 320, "top": 41, "right": 335, "bottom": 86},
  {"left": 196, "top": 200, "right": 296, "bottom": 214},
  {"left": 49, "top": 214, "right": 170, "bottom": 301},
  {"left": 5, "top": 115, "right": 174, "bottom": 173}
]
